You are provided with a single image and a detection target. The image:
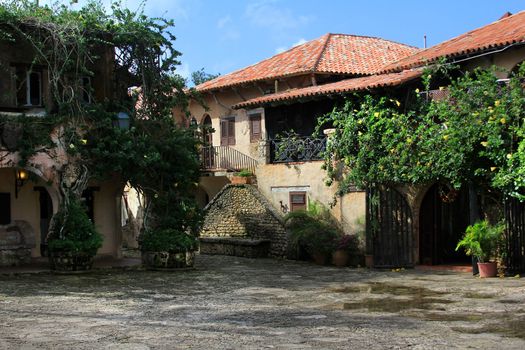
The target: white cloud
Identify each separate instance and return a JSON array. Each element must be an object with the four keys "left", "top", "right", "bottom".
[
  {"left": 177, "top": 62, "right": 191, "bottom": 80},
  {"left": 292, "top": 38, "right": 307, "bottom": 47},
  {"left": 217, "top": 15, "right": 231, "bottom": 29},
  {"left": 244, "top": 0, "right": 311, "bottom": 31},
  {"left": 274, "top": 38, "right": 307, "bottom": 54}
]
